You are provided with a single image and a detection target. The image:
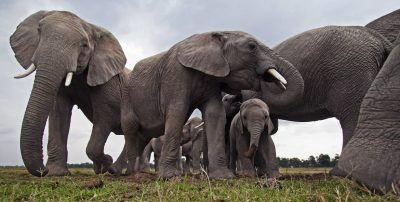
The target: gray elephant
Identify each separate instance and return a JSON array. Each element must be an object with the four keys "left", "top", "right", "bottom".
[
  {"left": 336, "top": 9, "right": 400, "bottom": 194},
  {"left": 181, "top": 117, "right": 208, "bottom": 175},
  {"left": 138, "top": 117, "right": 207, "bottom": 174},
  {"left": 338, "top": 42, "right": 400, "bottom": 194},
  {"left": 229, "top": 99, "right": 278, "bottom": 178},
  {"left": 224, "top": 24, "right": 392, "bottom": 176},
  {"left": 121, "top": 31, "right": 304, "bottom": 179},
  {"left": 10, "top": 10, "right": 128, "bottom": 176}
]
